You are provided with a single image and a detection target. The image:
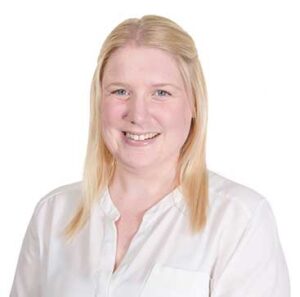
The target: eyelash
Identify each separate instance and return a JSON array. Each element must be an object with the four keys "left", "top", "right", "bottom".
[{"left": 111, "top": 89, "right": 172, "bottom": 97}]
